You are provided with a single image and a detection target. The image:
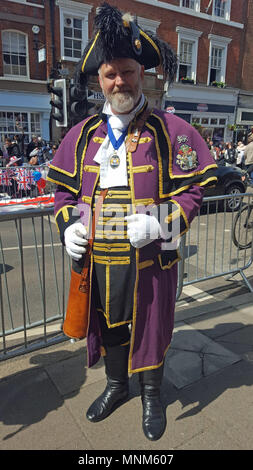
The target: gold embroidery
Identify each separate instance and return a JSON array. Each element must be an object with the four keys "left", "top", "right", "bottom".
[
  {"left": 93, "top": 255, "right": 130, "bottom": 265},
  {"left": 158, "top": 253, "right": 181, "bottom": 270},
  {"left": 132, "top": 165, "right": 154, "bottom": 173},
  {"left": 139, "top": 137, "right": 152, "bottom": 144},
  {"left": 139, "top": 260, "right": 154, "bottom": 270},
  {"left": 93, "top": 136, "right": 105, "bottom": 144},
  {"left": 84, "top": 165, "right": 99, "bottom": 172},
  {"left": 93, "top": 242, "right": 130, "bottom": 252}
]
